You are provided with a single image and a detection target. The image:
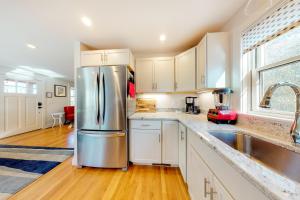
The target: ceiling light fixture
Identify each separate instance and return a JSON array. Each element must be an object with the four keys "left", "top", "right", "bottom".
[
  {"left": 159, "top": 34, "right": 166, "bottom": 42},
  {"left": 81, "top": 16, "right": 92, "bottom": 27},
  {"left": 26, "top": 43, "right": 37, "bottom": 49}
]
